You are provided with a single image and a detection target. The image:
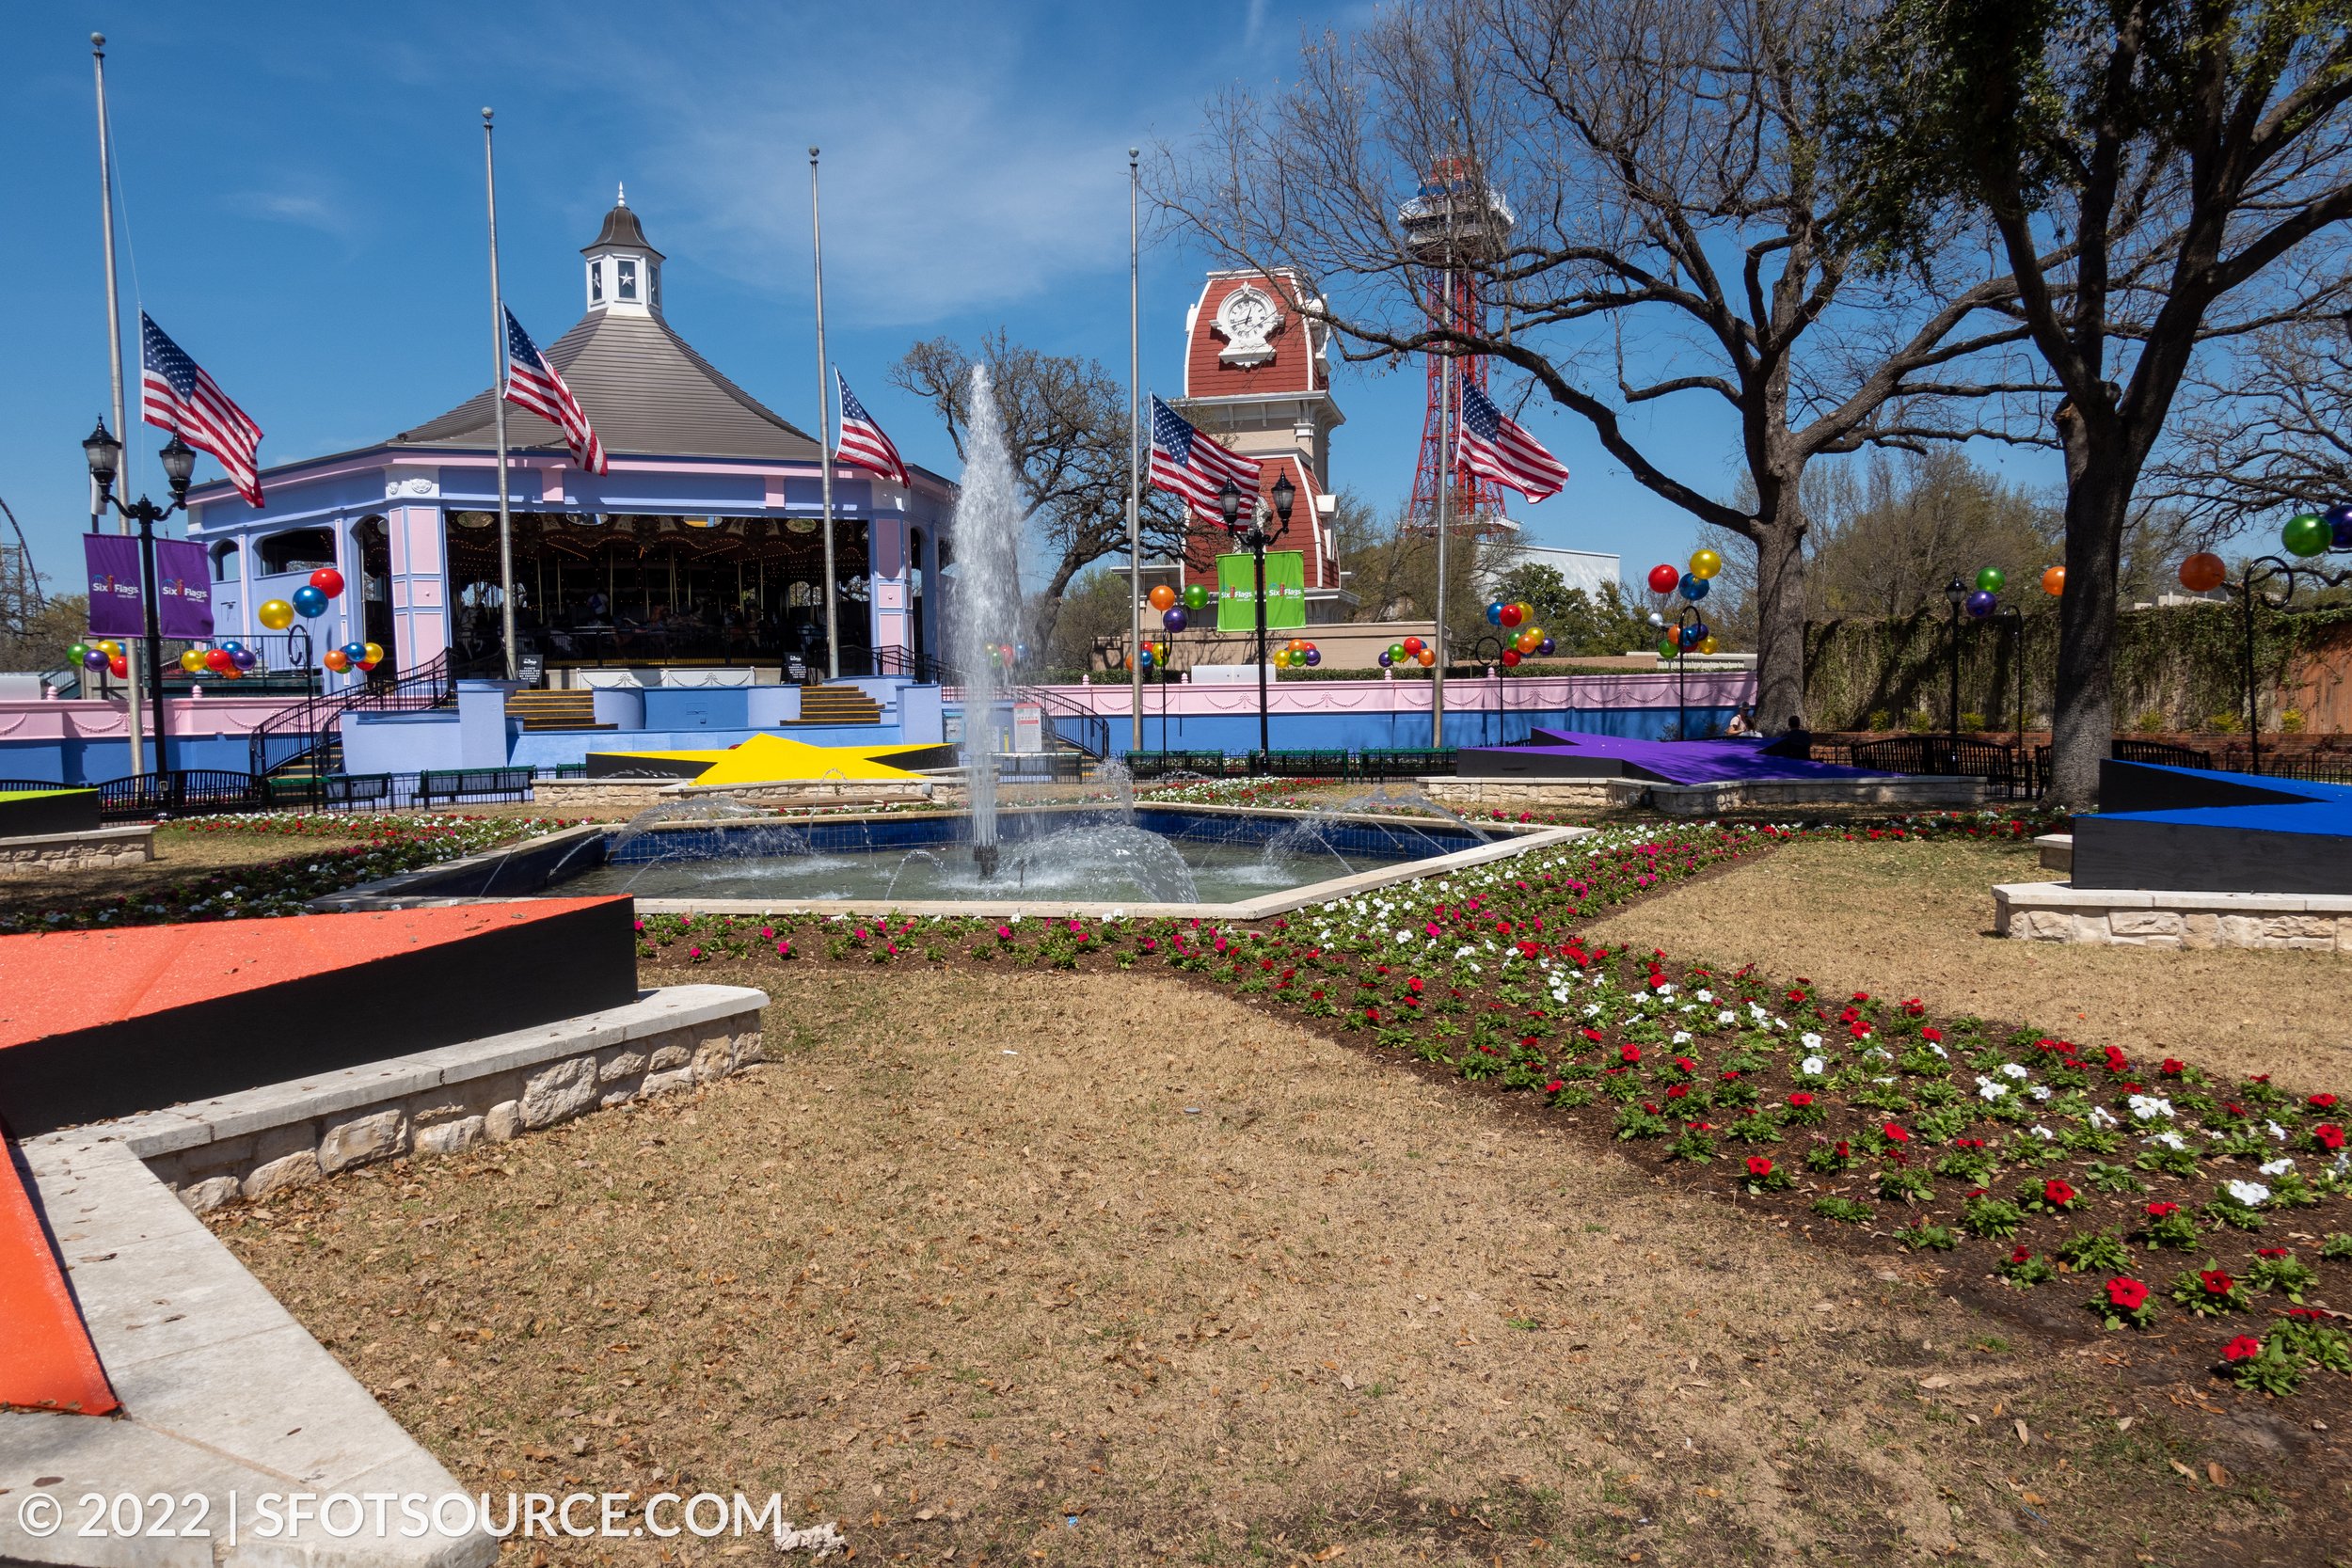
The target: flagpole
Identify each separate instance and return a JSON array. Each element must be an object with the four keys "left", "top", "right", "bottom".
[
  {"left": 92, "top": 33, "right": 147, "bottom": 779},
  {"left": 1431, "top": 347, "right": 1450, "bottom": 750},
  {"left": 1127, "top": 147, "right": 1143, "bottom": 753},
  {"left": 483, "top": 108, "right": 518, "bottom": 682},
  {"left": 810, "top": 148, "right": 840, "bottom": 682}
]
